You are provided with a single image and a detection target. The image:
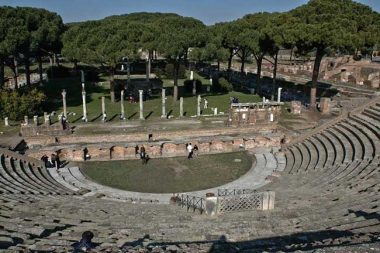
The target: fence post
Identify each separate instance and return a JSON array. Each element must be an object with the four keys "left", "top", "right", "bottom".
[{"left": 205, "top": 196, "right": 218, "bottom": 216}]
